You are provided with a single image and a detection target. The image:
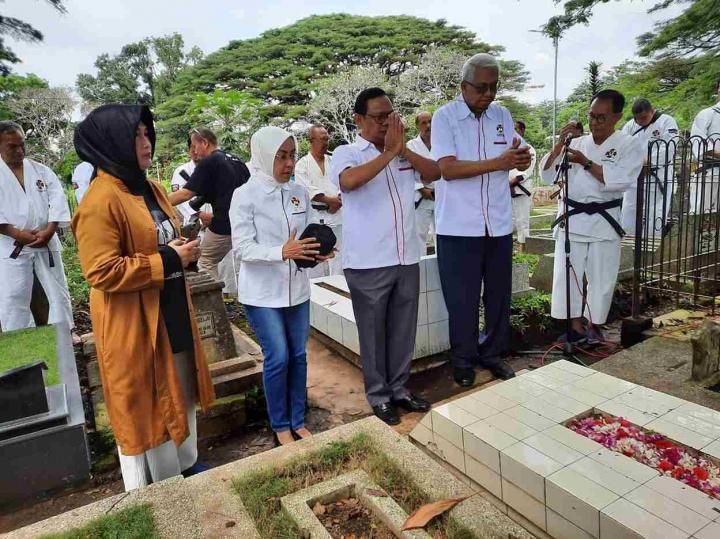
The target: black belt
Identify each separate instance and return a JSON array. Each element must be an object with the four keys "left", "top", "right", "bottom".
[
  {"left": 552, "top": 197, "right": 625, "bottom": 237},
  {"left": 311, "top": 203, "right": 329, "bottom": 211},
  {"left": 511, "top": 184, "right": 531, "bottom": 198}
]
